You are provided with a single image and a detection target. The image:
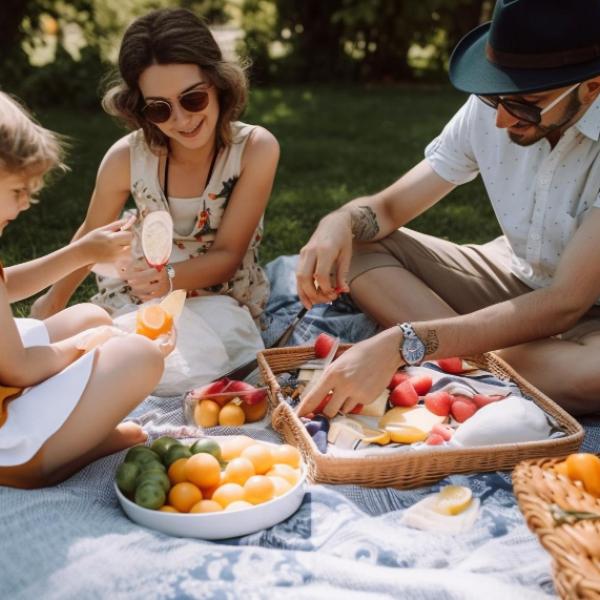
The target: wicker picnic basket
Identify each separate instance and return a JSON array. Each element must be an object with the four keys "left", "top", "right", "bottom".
[
  {"left": 257, "top": 344, "right": 584, "bottom": 488},
  {"left": 513, "top": 458, "right": 600, "bottom": 599}
]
